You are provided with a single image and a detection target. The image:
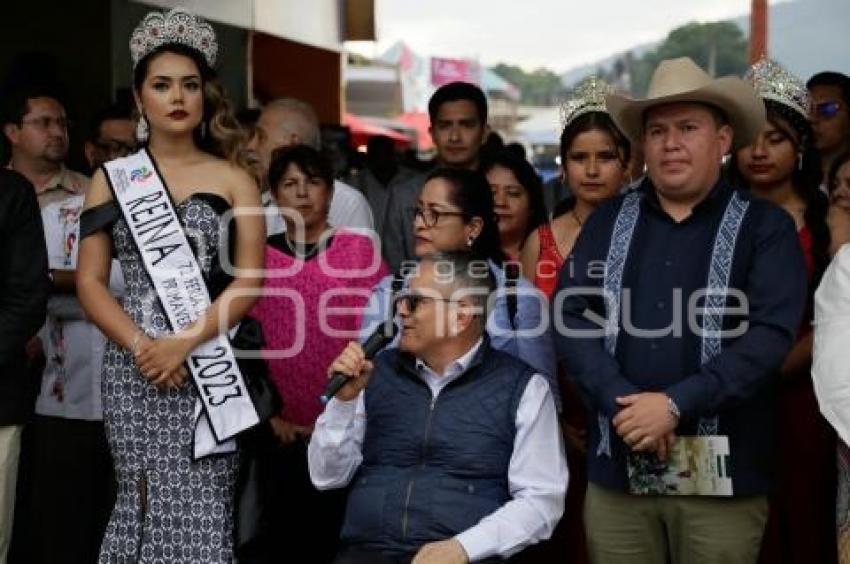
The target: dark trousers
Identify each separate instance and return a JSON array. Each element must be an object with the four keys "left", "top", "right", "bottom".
[
  {"left": 11, "top": 414, "right": 115, "bottom": 564},
  {"left": 239, "top": 437, "right": 348, "bottom": 564}
]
